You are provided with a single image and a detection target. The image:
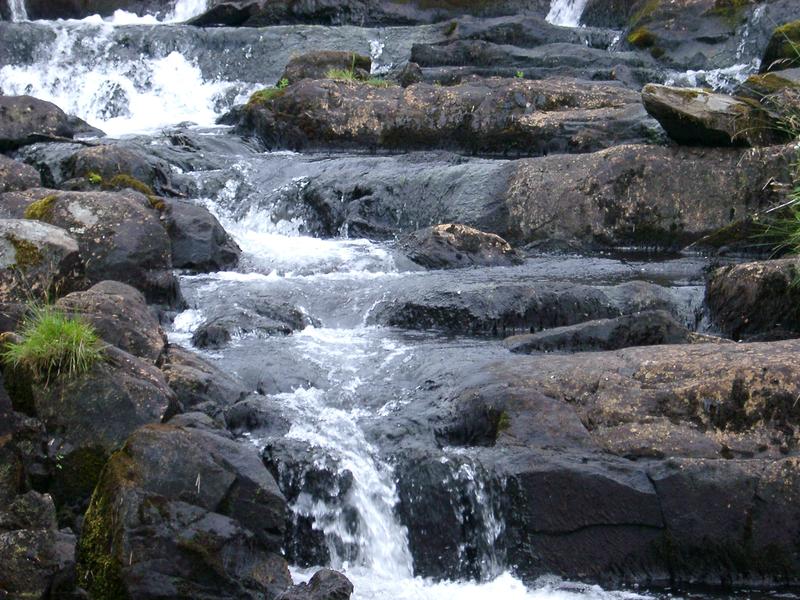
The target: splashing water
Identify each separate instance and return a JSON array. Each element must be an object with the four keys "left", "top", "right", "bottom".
[
  {"left": 546, "top": 0, "right": 589, "bottom": 27},
  {"left": 167, "top": 0, "right": 209, "bottom": 22},
  {"left": 8, "top": 0, "right": 27, "bottom": 22},
  {"left": 0, "top": 24, "right": 255, "bottom": 135}
]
